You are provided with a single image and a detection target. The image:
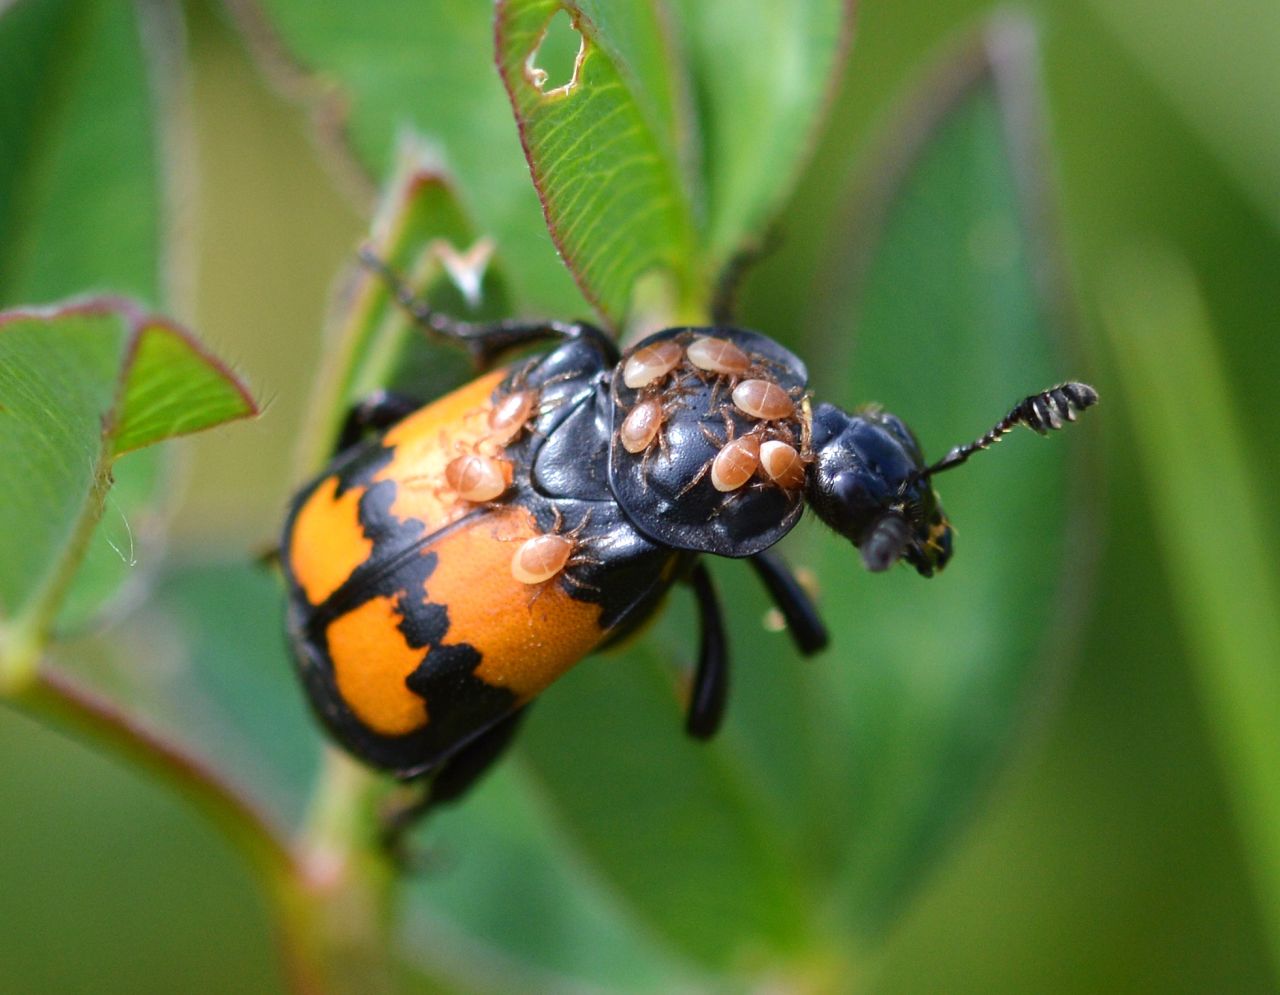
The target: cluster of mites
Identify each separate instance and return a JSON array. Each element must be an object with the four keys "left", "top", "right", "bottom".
[
  {"left": 435, "top": 388, "right": 581, "bottom": 589},
  {"left": 618, "top": 335, "right": 808, "bottom": 492},
  {"left": 439, "top": 335, "right": 808, "bottom": 591}
]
